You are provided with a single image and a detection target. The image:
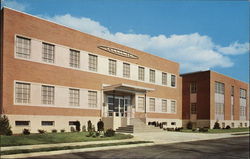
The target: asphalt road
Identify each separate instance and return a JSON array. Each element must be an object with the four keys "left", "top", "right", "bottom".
[{"left": 27, "top": 136, "right": 249, "bottom": 159}]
